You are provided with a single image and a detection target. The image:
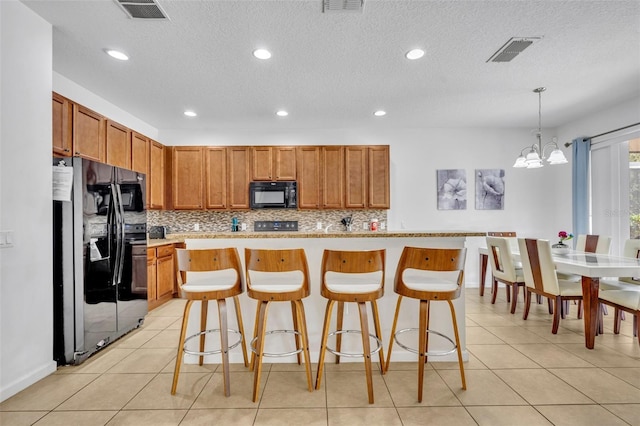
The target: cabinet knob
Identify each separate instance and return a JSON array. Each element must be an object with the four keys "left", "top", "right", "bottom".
[{"left": 64, "top": 148, "right": 70, "bottom": 152}]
